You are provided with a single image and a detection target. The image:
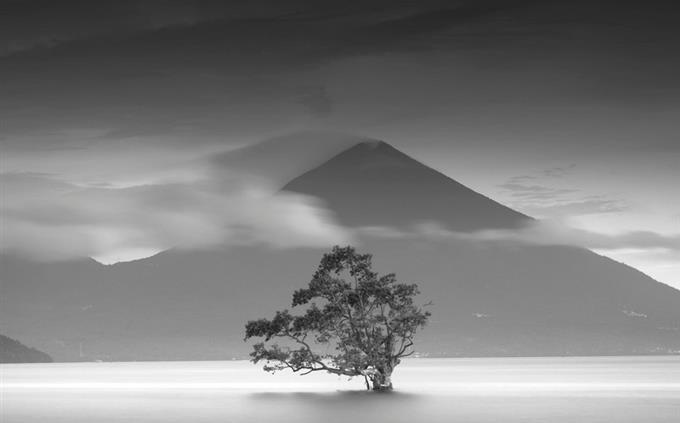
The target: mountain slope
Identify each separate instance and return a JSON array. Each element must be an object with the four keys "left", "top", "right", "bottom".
[
  {"left": 1, "top": 137, "right": 679, "bottom": 361},
  {"left": 283, "top": 140, "right": 530, "bottom": 230},
  {"left": 283, "top": 140, "right": 680, "bottom": 354},
  {"left": 0, "top": 334, "right": 53, "bottom": 363},
  {"left": 360, "top": 237, "right": 680, "bottom": 356}
]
